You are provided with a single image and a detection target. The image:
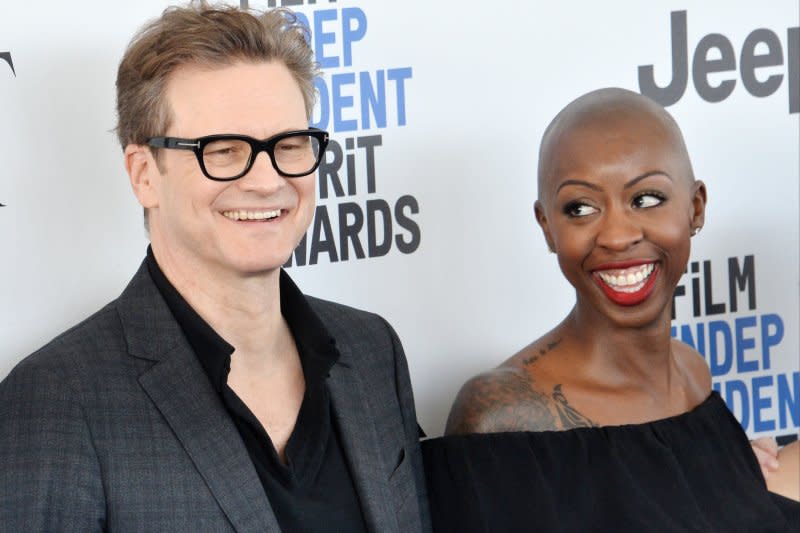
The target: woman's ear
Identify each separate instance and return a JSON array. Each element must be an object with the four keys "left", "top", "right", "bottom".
[
  {"left": 125, "top": 144, "right": 160, "bottom": 209},
  {"left": 535, "top": 200, "right": 556, "bottom": 253},
  {"left": 690, "top": 180, "right": 707, "bottom": 233}
]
